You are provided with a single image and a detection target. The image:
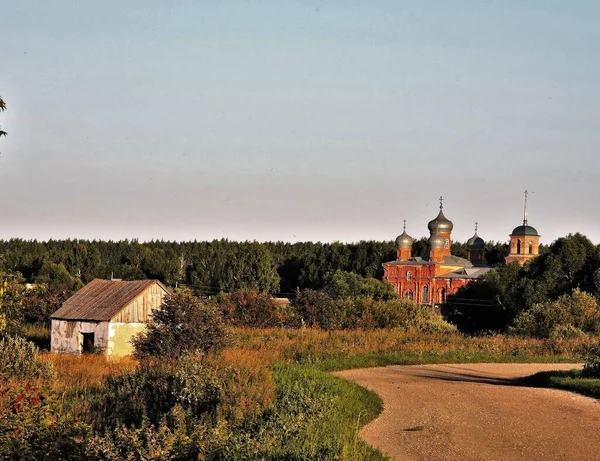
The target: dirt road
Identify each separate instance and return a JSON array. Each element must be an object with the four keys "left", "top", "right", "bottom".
[{"left": 336, "top": 363, "right": 600, "bottom": 461}]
